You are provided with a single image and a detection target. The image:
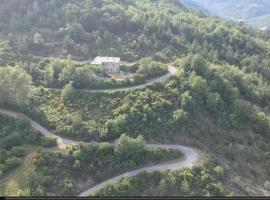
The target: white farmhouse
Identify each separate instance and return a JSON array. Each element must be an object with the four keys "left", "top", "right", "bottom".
[{"left": 91, "top": 56, "right": 121, "bottom": 74}]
